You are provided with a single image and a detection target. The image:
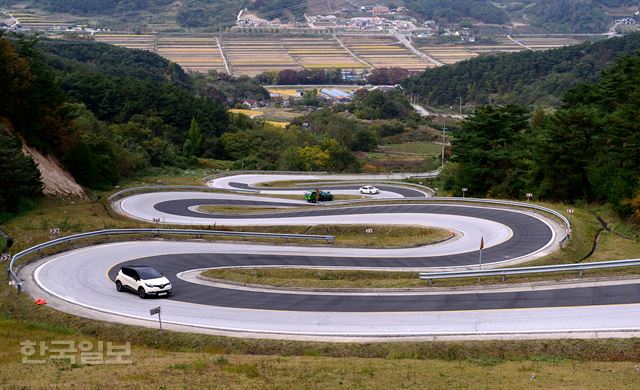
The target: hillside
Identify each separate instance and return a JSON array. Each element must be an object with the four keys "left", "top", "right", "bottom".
[
  {"left": 2, "top": 0, "right": 637, "bottom": 32},
  {"left": 0, "top": 32, "right": 229, "bottom": 202},
  {"left": 442, "top": 50, "right": 640, "bottom": 218},
  {"left": 403, "top": 32, "right": 640, "bottom": 108}
]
